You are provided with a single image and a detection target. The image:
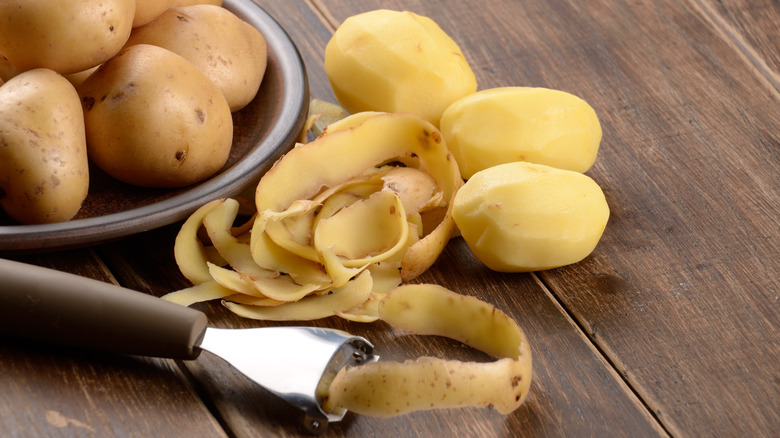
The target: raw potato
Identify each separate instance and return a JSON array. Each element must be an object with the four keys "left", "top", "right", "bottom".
[
  {"left": 452, "top": 161, "right": 609, "bottom": 272},
  {"left": 171, "top": 0, "right": 223, "bottom": 6},
  {"left": 0, "top": 0, "right": 135, "bottom": 74},
  {"left": 78, "top": 44, "right": 233, "bottom": 188},
  {"left": 441, "top": 87, "right": 603, "bottom": 179},
  {"left": 64, "top": 66, "right": 100, "bottom": 88},
  {"left": 133, "top": 0, "right": 175, "bottom": 28},
  {"left": 0, "top": 69, "right": 89, "bottom": 224},
  {"left": 324, "top": 9, "right": 477, "bottom": 127},
  {"left": 1, "top": 55, "right": 21, "bottom": 82},
  {"left": 125, "top": 5, "right": 267, "bottom": 112}
]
